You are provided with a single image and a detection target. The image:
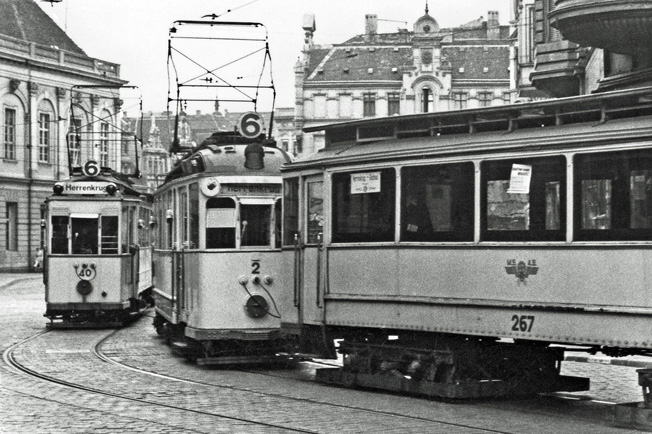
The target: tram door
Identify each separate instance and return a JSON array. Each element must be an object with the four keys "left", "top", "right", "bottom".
[
  {"left": 296, "top": 176, "right": 326, "bottom": 327},
  {"left": 173, "top": 187, "right": 189, "bottom": 320},
  {"left": 171, "top": 249, "right": 186, "bottom": 320}
]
